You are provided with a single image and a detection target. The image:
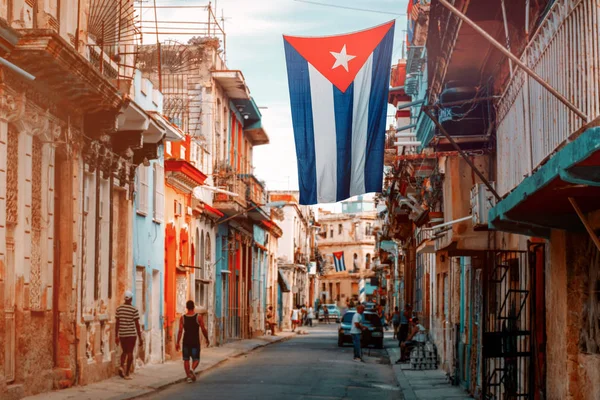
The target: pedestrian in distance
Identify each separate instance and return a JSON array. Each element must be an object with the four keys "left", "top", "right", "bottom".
[
  {"left": 323, "top": 305, "right": 329, "bottom": 324},
  {"left": 291, "top": 306, "right": 300, "bottom": 332},
  {"left": 307, "top": 305, "right": 314, "bottom": 327},
  {"left": 176, "top": 300, "right": 210, "bottom": 383},
  {"left": 351, "top": 305, "right": 368, "bottom": 362},
  {"left": 115, "top": 290, "right": 143, "bottom": 380},
  {"left": 266, "top": 305, "right": 277, "bottom": 336},
  {"left": 391, "top": 307, "right": 401, "bottom": 339},
  {"left": 301, "top": 304, "right": 307, "bottom": 326}
]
